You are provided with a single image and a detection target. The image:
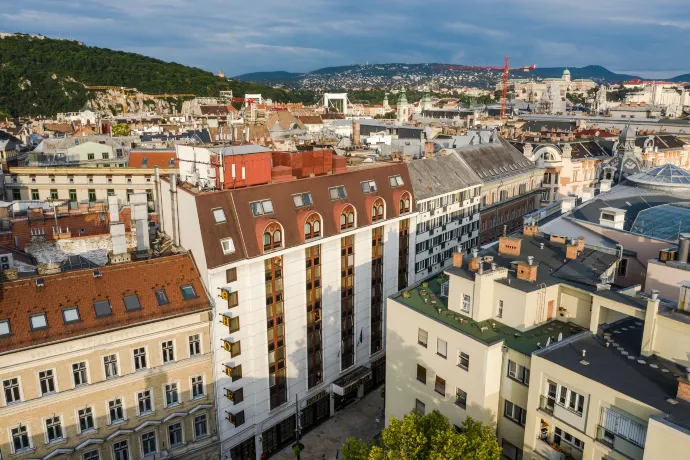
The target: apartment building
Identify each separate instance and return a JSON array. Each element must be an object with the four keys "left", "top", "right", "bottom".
[
  {"left": 31, "top": 136, "right": 128, "bottom": 168},
  {"left": 157, "top": 156, "right": 416, "bottom": 459},
  {"left": 453, "top": 142, "right": 544, "bottom": 244},
  {"left": 3, "top": 166, "right": 175, "bottom": 209},
  {"left": 0, "top": 253, "right": 218, "bottom": 460},
  {"left": 406, "top": 152, "right": 482, "bottom": 283}
]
